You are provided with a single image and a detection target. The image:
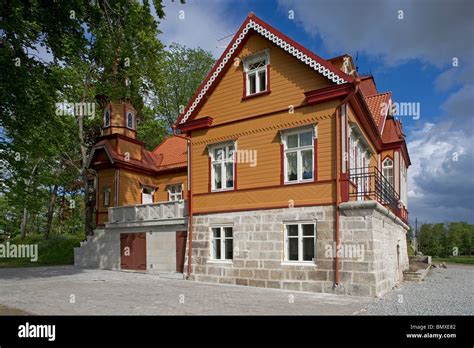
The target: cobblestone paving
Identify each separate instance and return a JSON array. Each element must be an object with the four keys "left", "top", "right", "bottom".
[{"left": 0, "top": 266, "right": 370, "bottom": 315}]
